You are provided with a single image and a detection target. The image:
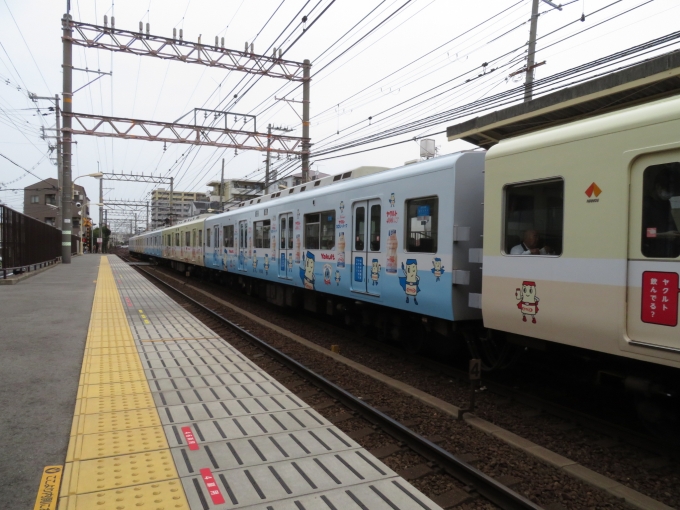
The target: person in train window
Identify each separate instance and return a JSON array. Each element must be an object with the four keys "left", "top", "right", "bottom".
[{"left": 510, "top": 229, "right": 552, "bottom": 255}]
